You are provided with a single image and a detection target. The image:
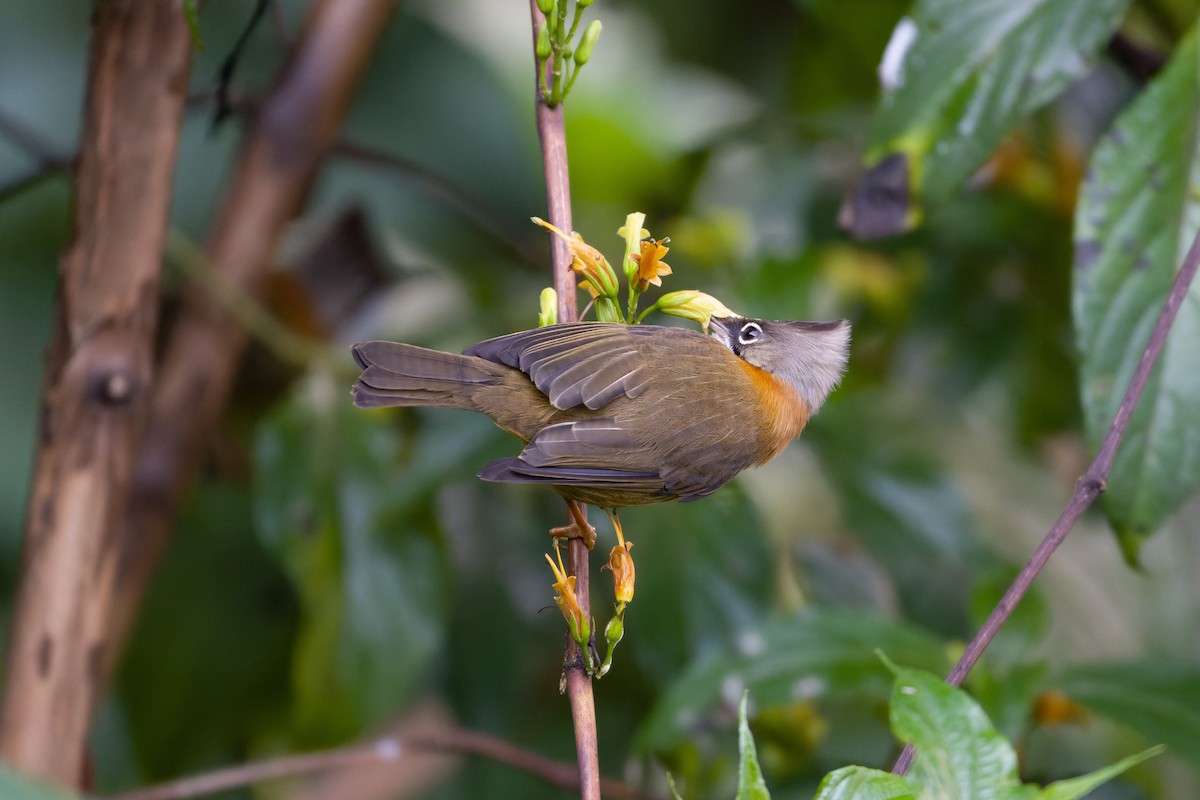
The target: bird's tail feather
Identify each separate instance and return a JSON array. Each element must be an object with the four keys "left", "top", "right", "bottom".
[{"left": 351, "top": 340, "right": 504, "bottom": 410}]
